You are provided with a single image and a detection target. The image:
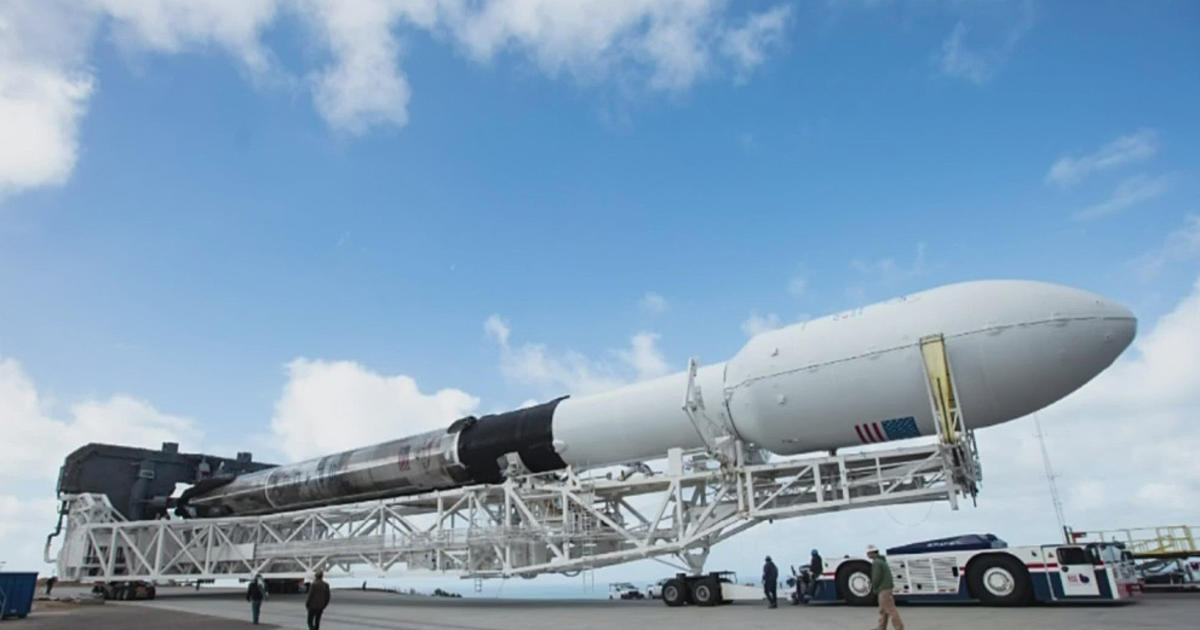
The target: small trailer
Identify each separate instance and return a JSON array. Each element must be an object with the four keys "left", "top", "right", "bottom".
[
  {"left": 659, "top": 571, "right": 761, "bottom": 606},
  {"left": 811, "top": 534, "right": 1138, "bottom": 605}
]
